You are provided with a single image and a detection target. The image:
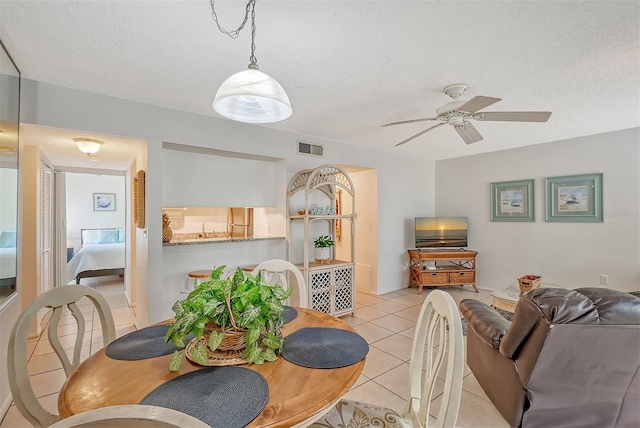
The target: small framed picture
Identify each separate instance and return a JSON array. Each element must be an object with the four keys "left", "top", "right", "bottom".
[
  {"left": 93, "top": 193, "right": 116, "bottom": 211},
  {"left": 490, "top": 179, "right": 535, "bottom": 222},
  {"left": 545, "top": 173, "right": 602, "bottom": 222}
]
